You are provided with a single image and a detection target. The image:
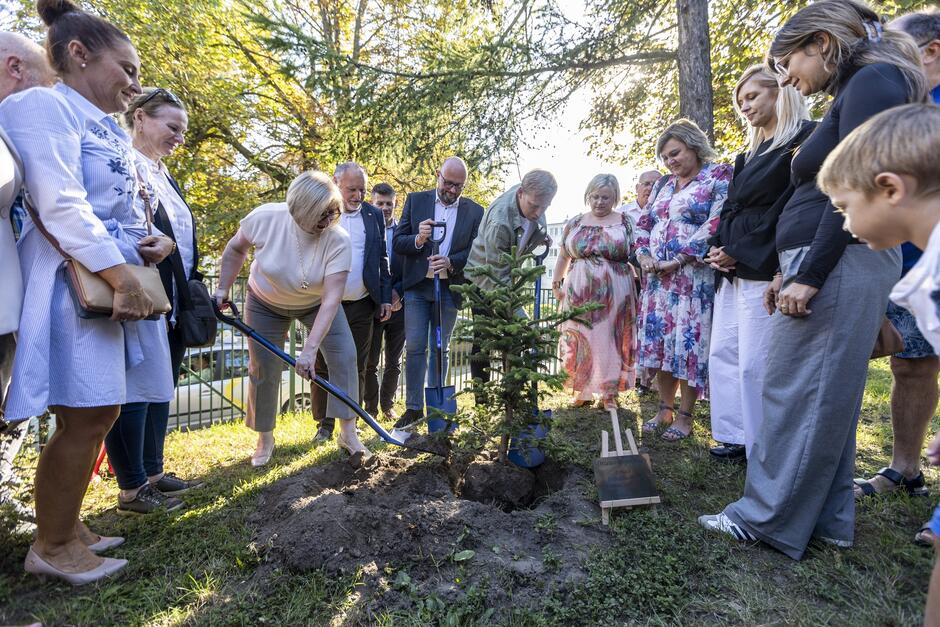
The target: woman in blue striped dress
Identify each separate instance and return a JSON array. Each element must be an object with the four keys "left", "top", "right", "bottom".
[{"left": 0, "top": 0, "right": 175, "bottom": 585}]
